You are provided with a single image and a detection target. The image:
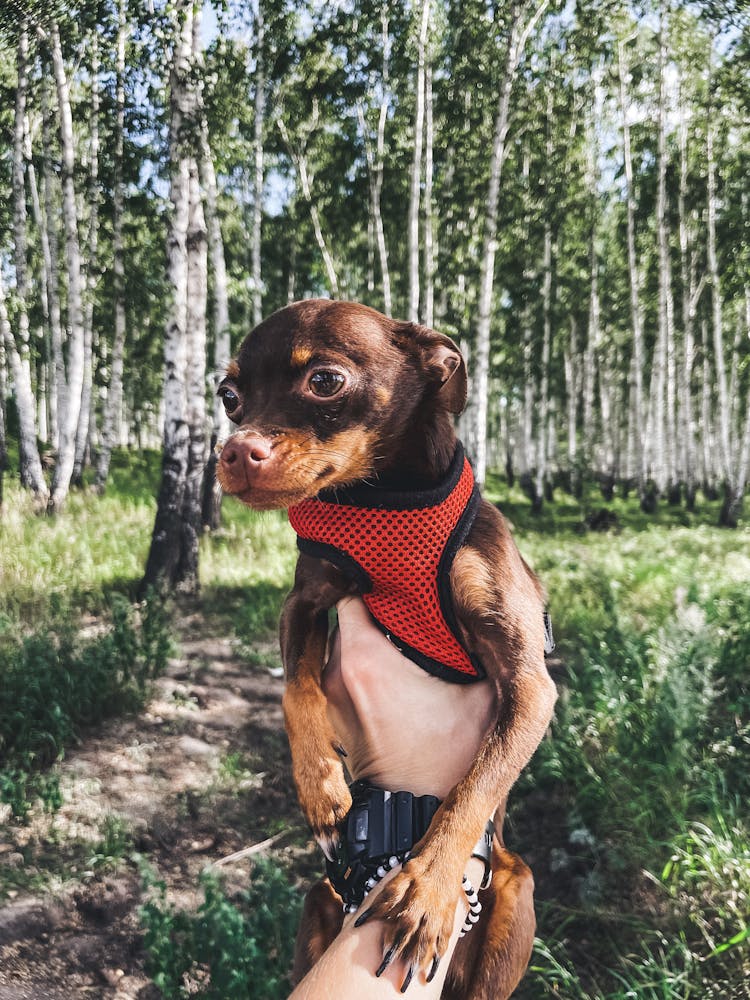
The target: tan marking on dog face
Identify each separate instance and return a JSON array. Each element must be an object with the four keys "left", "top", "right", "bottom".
[
  {"left": 225, "top": 359, "right": 240, "bottom": 379},
  {"left": 217, "top": 425, "right": 378, "bottom": 511},
  {"left": 375, "top": 385, "right": 391, "bottom": 406},
  {"left": 290, "top": 345, "right": 313, "bottom": 368}
]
